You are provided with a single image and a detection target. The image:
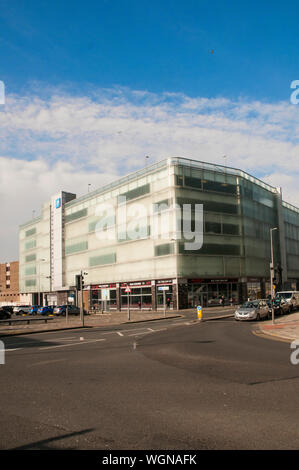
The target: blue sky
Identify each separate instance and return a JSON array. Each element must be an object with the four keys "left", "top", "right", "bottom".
[
  {"left": 0, "top": 0, "right": 298, "bottom": 101},
  {"left": 0, "top": 0, "right": 298, "bottom": 261}
]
